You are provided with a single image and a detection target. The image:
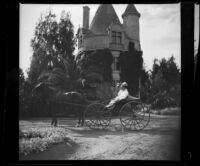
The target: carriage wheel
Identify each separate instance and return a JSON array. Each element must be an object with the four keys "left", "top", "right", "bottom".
[
  {"left": 119, "top": 101, "right": 150, "bottom": 130},
  {"left": 98, "top": 107, "right": 111, "bottom": 129},
  {"left": 84, "top": 103, "right": 111, "bottom": 129}
]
